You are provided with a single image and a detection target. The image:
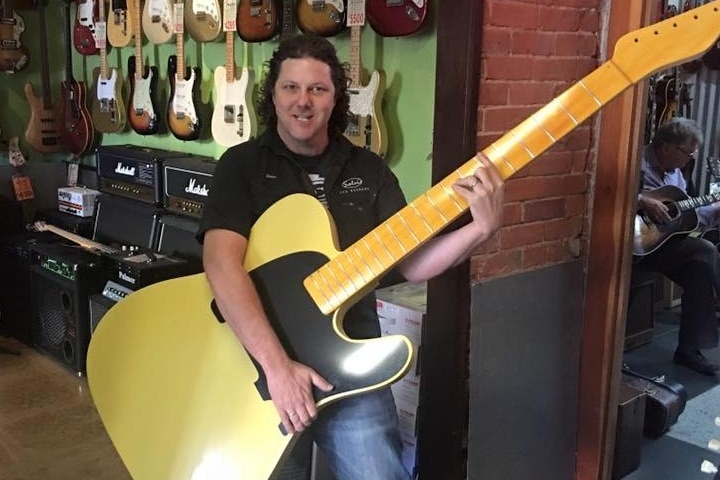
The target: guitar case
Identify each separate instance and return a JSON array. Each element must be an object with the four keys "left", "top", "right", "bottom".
[{"left": 621, "top": 366, "right": 687, "bottom": 437}]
